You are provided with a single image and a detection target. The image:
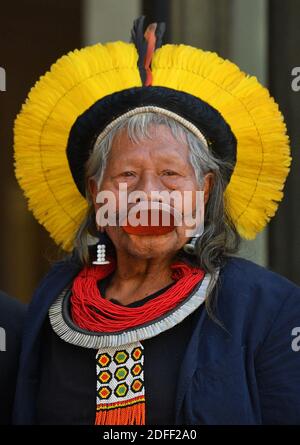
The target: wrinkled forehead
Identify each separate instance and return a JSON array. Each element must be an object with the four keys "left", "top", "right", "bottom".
[{"left": 106, "top": 122, "right": 192, "bottom": 165}]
